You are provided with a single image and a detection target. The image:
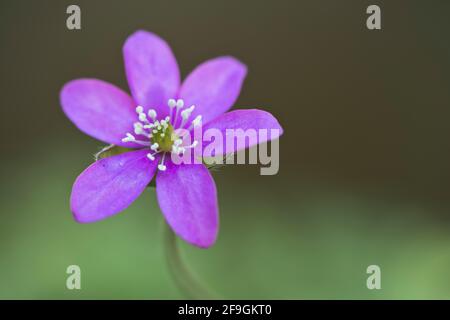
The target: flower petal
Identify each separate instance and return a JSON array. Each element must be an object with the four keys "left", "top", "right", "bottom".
[
  {"left": 179, "top": 56, "right": 247, "bottom": 125},
  {"left": 60, "top": 79, "right": 141, "bottom": 148},
  {"left": 123, "top": 30, "right": 180, "bottom": 118},
  {"left": 71, "top": 150, "right": 158, "bottom": 223},
  {"left": 156, "top": 161, "right": 219, "bottom": 248},
  {"left": 201, "top": 109, "right": 283, "bottom": 156}
]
